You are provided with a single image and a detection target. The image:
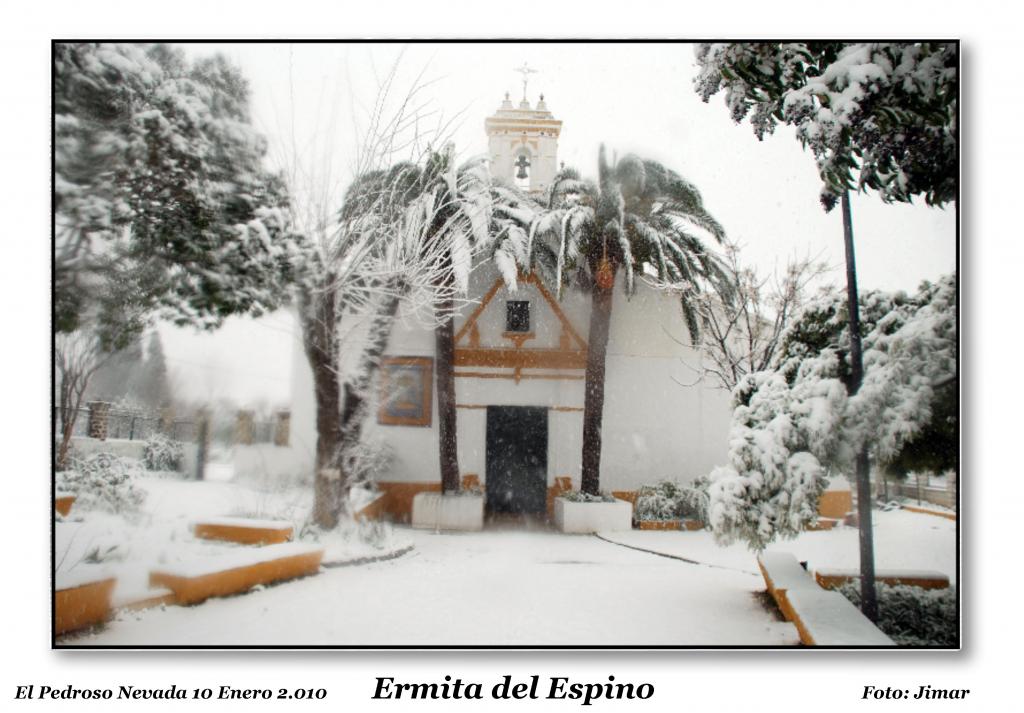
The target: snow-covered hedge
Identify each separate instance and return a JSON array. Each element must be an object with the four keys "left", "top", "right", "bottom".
[
  {"left": 143, "top": 433, "right": 184, "bottom": 471},
  {"left": 837, "top": 581, "right": 957, "bottom": 647},
  {"left": 57, "top": 453, "right": 146, "bottom": 516},
  {"left": 560, "top": 490, "right": 616, "bottom": 503},
  {"left": 634, "top": 481, "right": 682, "bottom": 521},
  {"left": 634, "top": 479, "right": 709, "bottom": 521}
]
